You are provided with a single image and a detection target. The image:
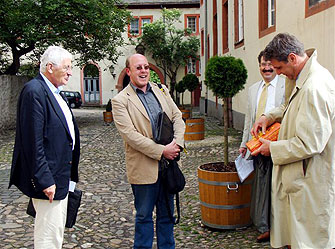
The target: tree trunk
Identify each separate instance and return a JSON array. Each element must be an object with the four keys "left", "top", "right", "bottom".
[
  {"left": 3, "top": 51, "right": 20, "bottom": 75},
  {"left": 169, "top": 73, "right": 177, "bottom": 101},
  {"left": 190, "top": 91, "right": 193, "bottom": 118},
  {"left": 223, "top": 97, "right": 229, "bottom": 166},
  {"left": 2, "top": 42, "right": 35, "bottom": 75}
]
